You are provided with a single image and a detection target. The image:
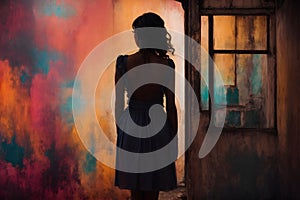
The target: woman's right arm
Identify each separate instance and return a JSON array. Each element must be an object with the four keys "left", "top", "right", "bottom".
[{"left": 165, "top": 59, "right": 178, "bottom": 137}]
